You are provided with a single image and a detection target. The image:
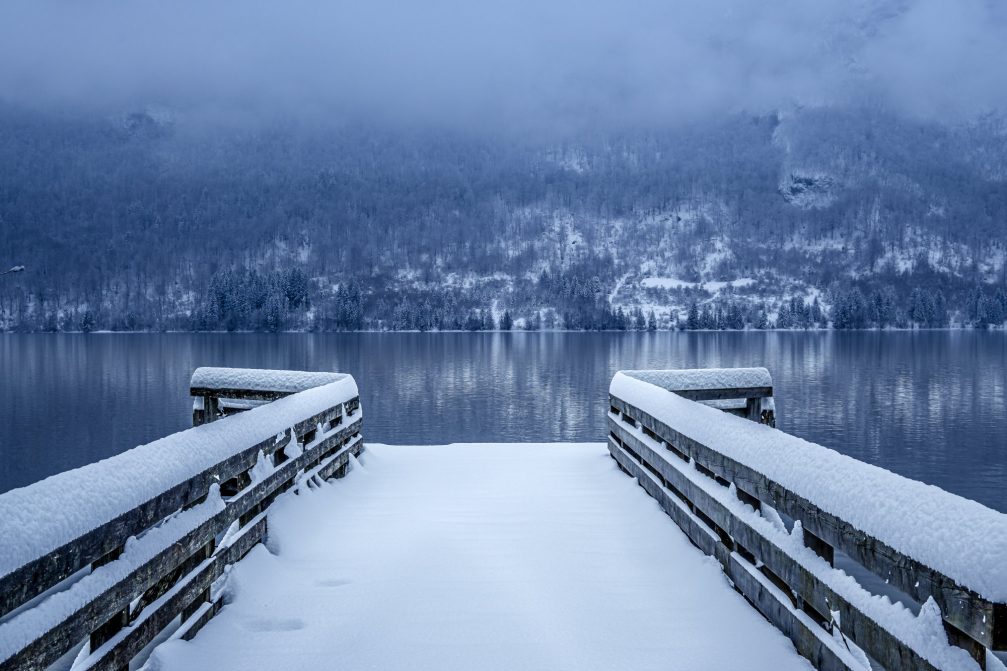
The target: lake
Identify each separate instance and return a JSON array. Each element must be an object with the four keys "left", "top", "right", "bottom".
[{"left": 1, "top": 332, "right": 1004, "bottom": 511}]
